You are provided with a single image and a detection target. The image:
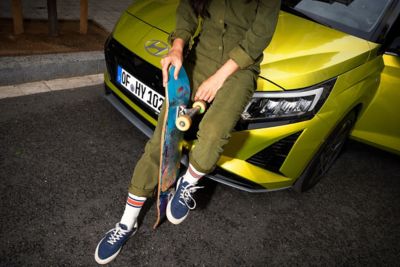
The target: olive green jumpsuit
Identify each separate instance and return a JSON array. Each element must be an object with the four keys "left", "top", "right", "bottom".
[{"left": 129, "top": 0, "right": 281, "bottom": 197}]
